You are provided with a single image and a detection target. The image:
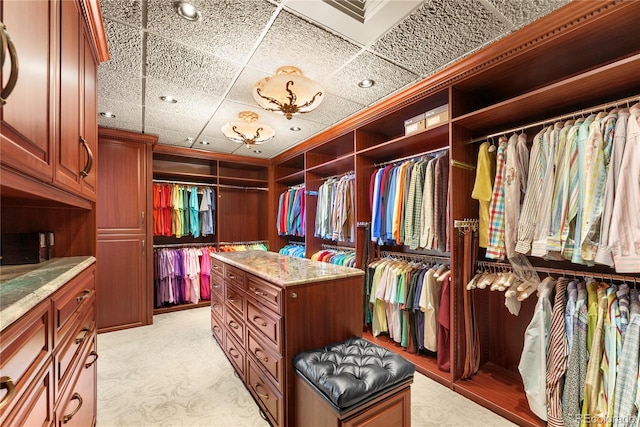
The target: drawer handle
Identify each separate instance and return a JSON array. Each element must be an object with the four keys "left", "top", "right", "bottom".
[
  {"left": 254, "top": 348, "right": 269, "bottom": 363},
  {"left": 85, "top": 351, "right": 99, "bottom": 369},
  {"left": 213, "top": 304, "right": 222, "bottom": 312},
  {"left": 228, "top": 298, "right": 237, "bottom": 304},
  {"left": 212, "top": 284, "right": 221, "bottom": 289},
  {"left": 252, "top": 316, "right": 268, "bottom": 327},
  {"left": 228, "top": 320, "right": 239, "bottom": 330},
  {"left": 0, "top": 376, "right": 16, "bottom": 410},
  {"left": 76, "top": 289, "right": 93, "bottom": 303},
  {"left": 213, "top": 265, "right": 220, "bottom": 270},
  {"left": 249, "top": 287, "right": 268, "bottom": 297},
  {"left": 229, "top": 348, "right": 240, "bottom": 359},
  {"left": 75, "top": 328, "right": 90, "bottom": 344},
  {"left": 212, "top": 325, "right": 221, "bottom": 333},
  {"left": 228, "top": 274, "right": 236, "bottom": 280},
  {"left": 62, "top": 392, "right": 83, "bottom": 423},
  {"left": 254, "top": 383, "right": 269, "bottom": 400}
]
